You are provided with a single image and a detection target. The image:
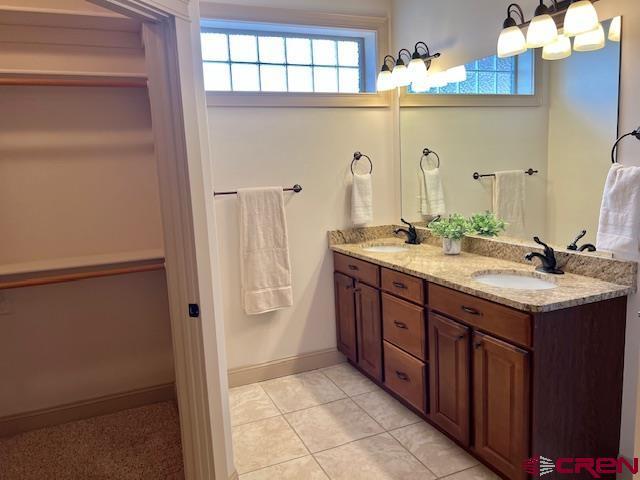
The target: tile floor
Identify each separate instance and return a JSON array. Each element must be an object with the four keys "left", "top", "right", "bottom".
[{"left": 229, "top": 362, "right": 500, "bottom": 480}]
